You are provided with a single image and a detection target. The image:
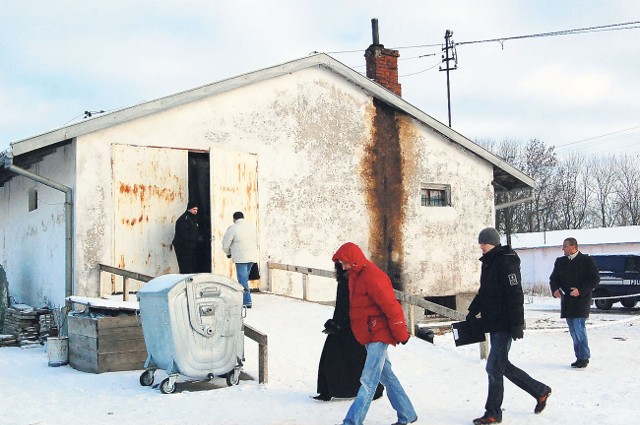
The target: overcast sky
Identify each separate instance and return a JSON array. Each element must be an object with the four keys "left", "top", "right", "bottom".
[{"left": 2, "top": 1, "right": 639, "bottom": 157}]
